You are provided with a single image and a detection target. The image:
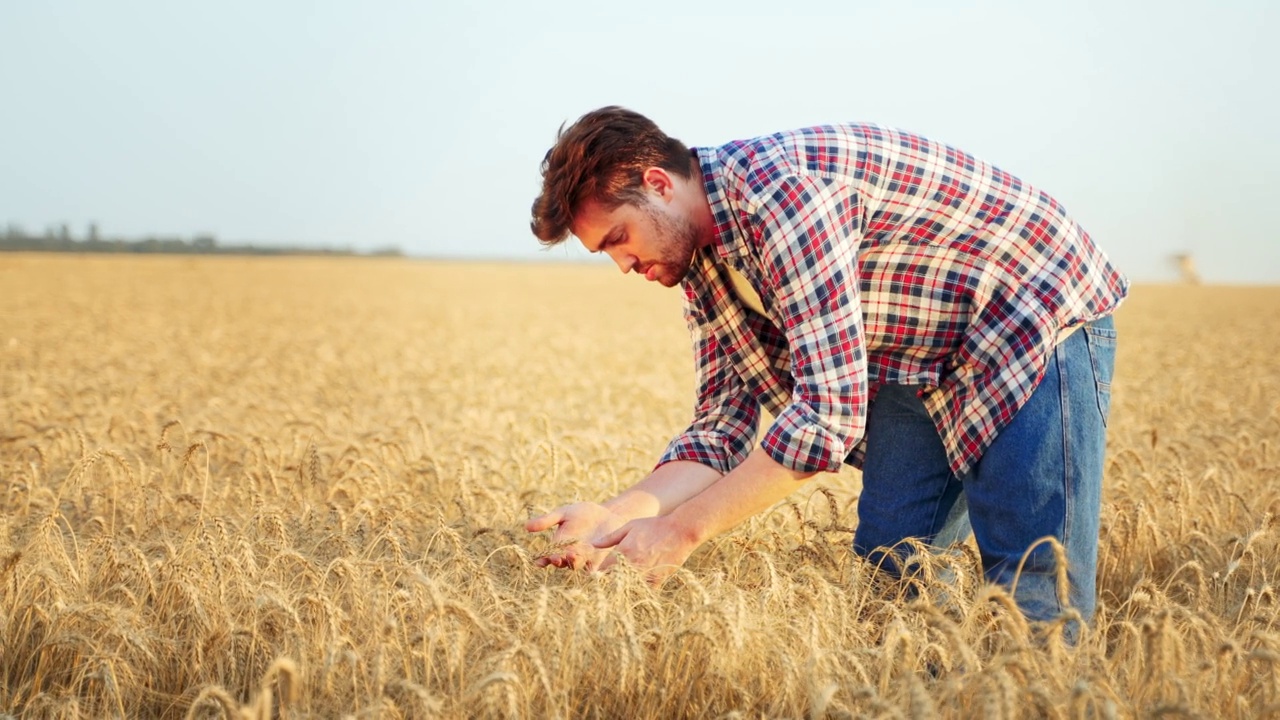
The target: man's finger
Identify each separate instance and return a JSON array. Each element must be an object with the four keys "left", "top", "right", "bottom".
[
  {"left": 646, "top": 565, "right": 676, "bottom": 586},
  {"left": 596, "top": 551, "right": 619, "bottom": 572},
  {"left": 536, "top": 548, "right": 584, "bottom": 570},
  {"left": 592, "top": 523, "right": 629, "bottom": 549},
  {"left": 525, "top": 509, "right": 565, "bottom": 533}
]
